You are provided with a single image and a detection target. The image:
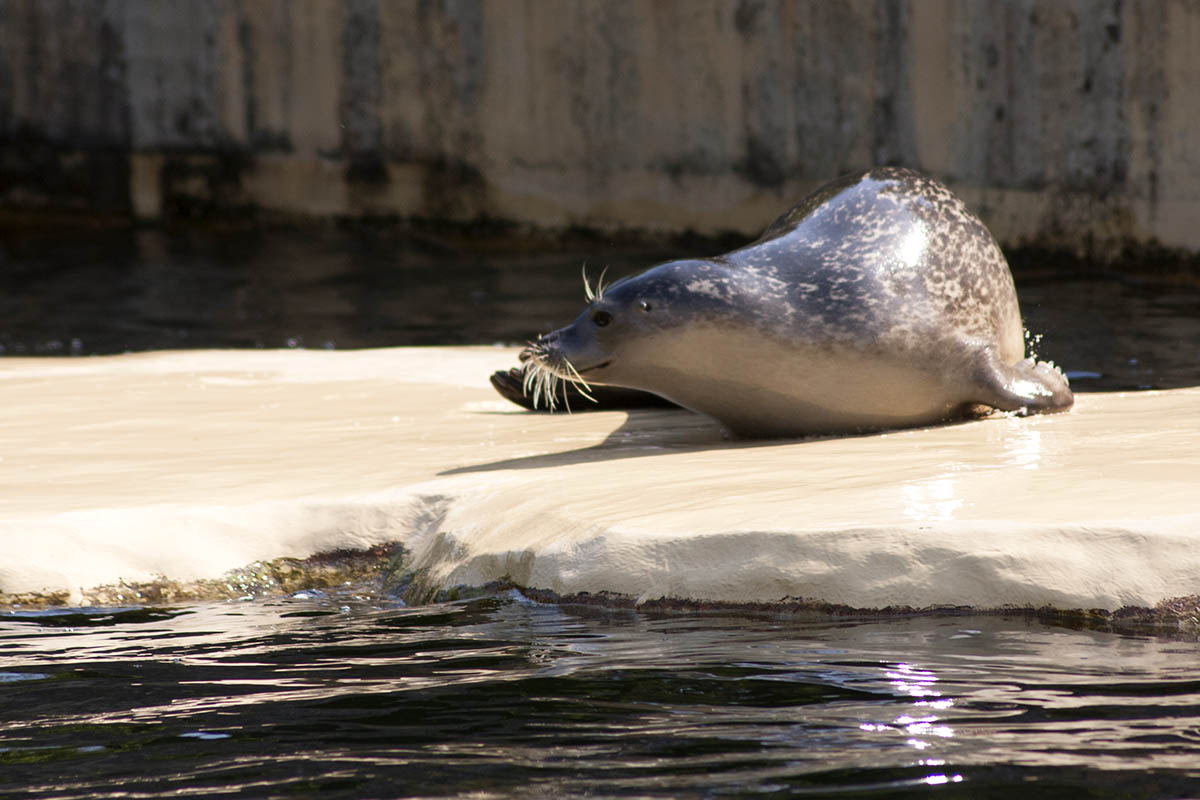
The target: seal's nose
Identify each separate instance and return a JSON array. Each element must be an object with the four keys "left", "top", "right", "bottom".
[{"left": 519, "top": 329, "right": 560, "bottom": 363}]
